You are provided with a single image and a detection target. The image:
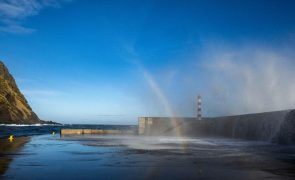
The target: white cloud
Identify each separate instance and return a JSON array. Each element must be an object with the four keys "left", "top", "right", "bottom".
[
  {"left": 0, "top": 24, "right": 35, "bottom": 33},
  {"left": 0, "top": 0, "right": 71, "bottom": 34}
]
